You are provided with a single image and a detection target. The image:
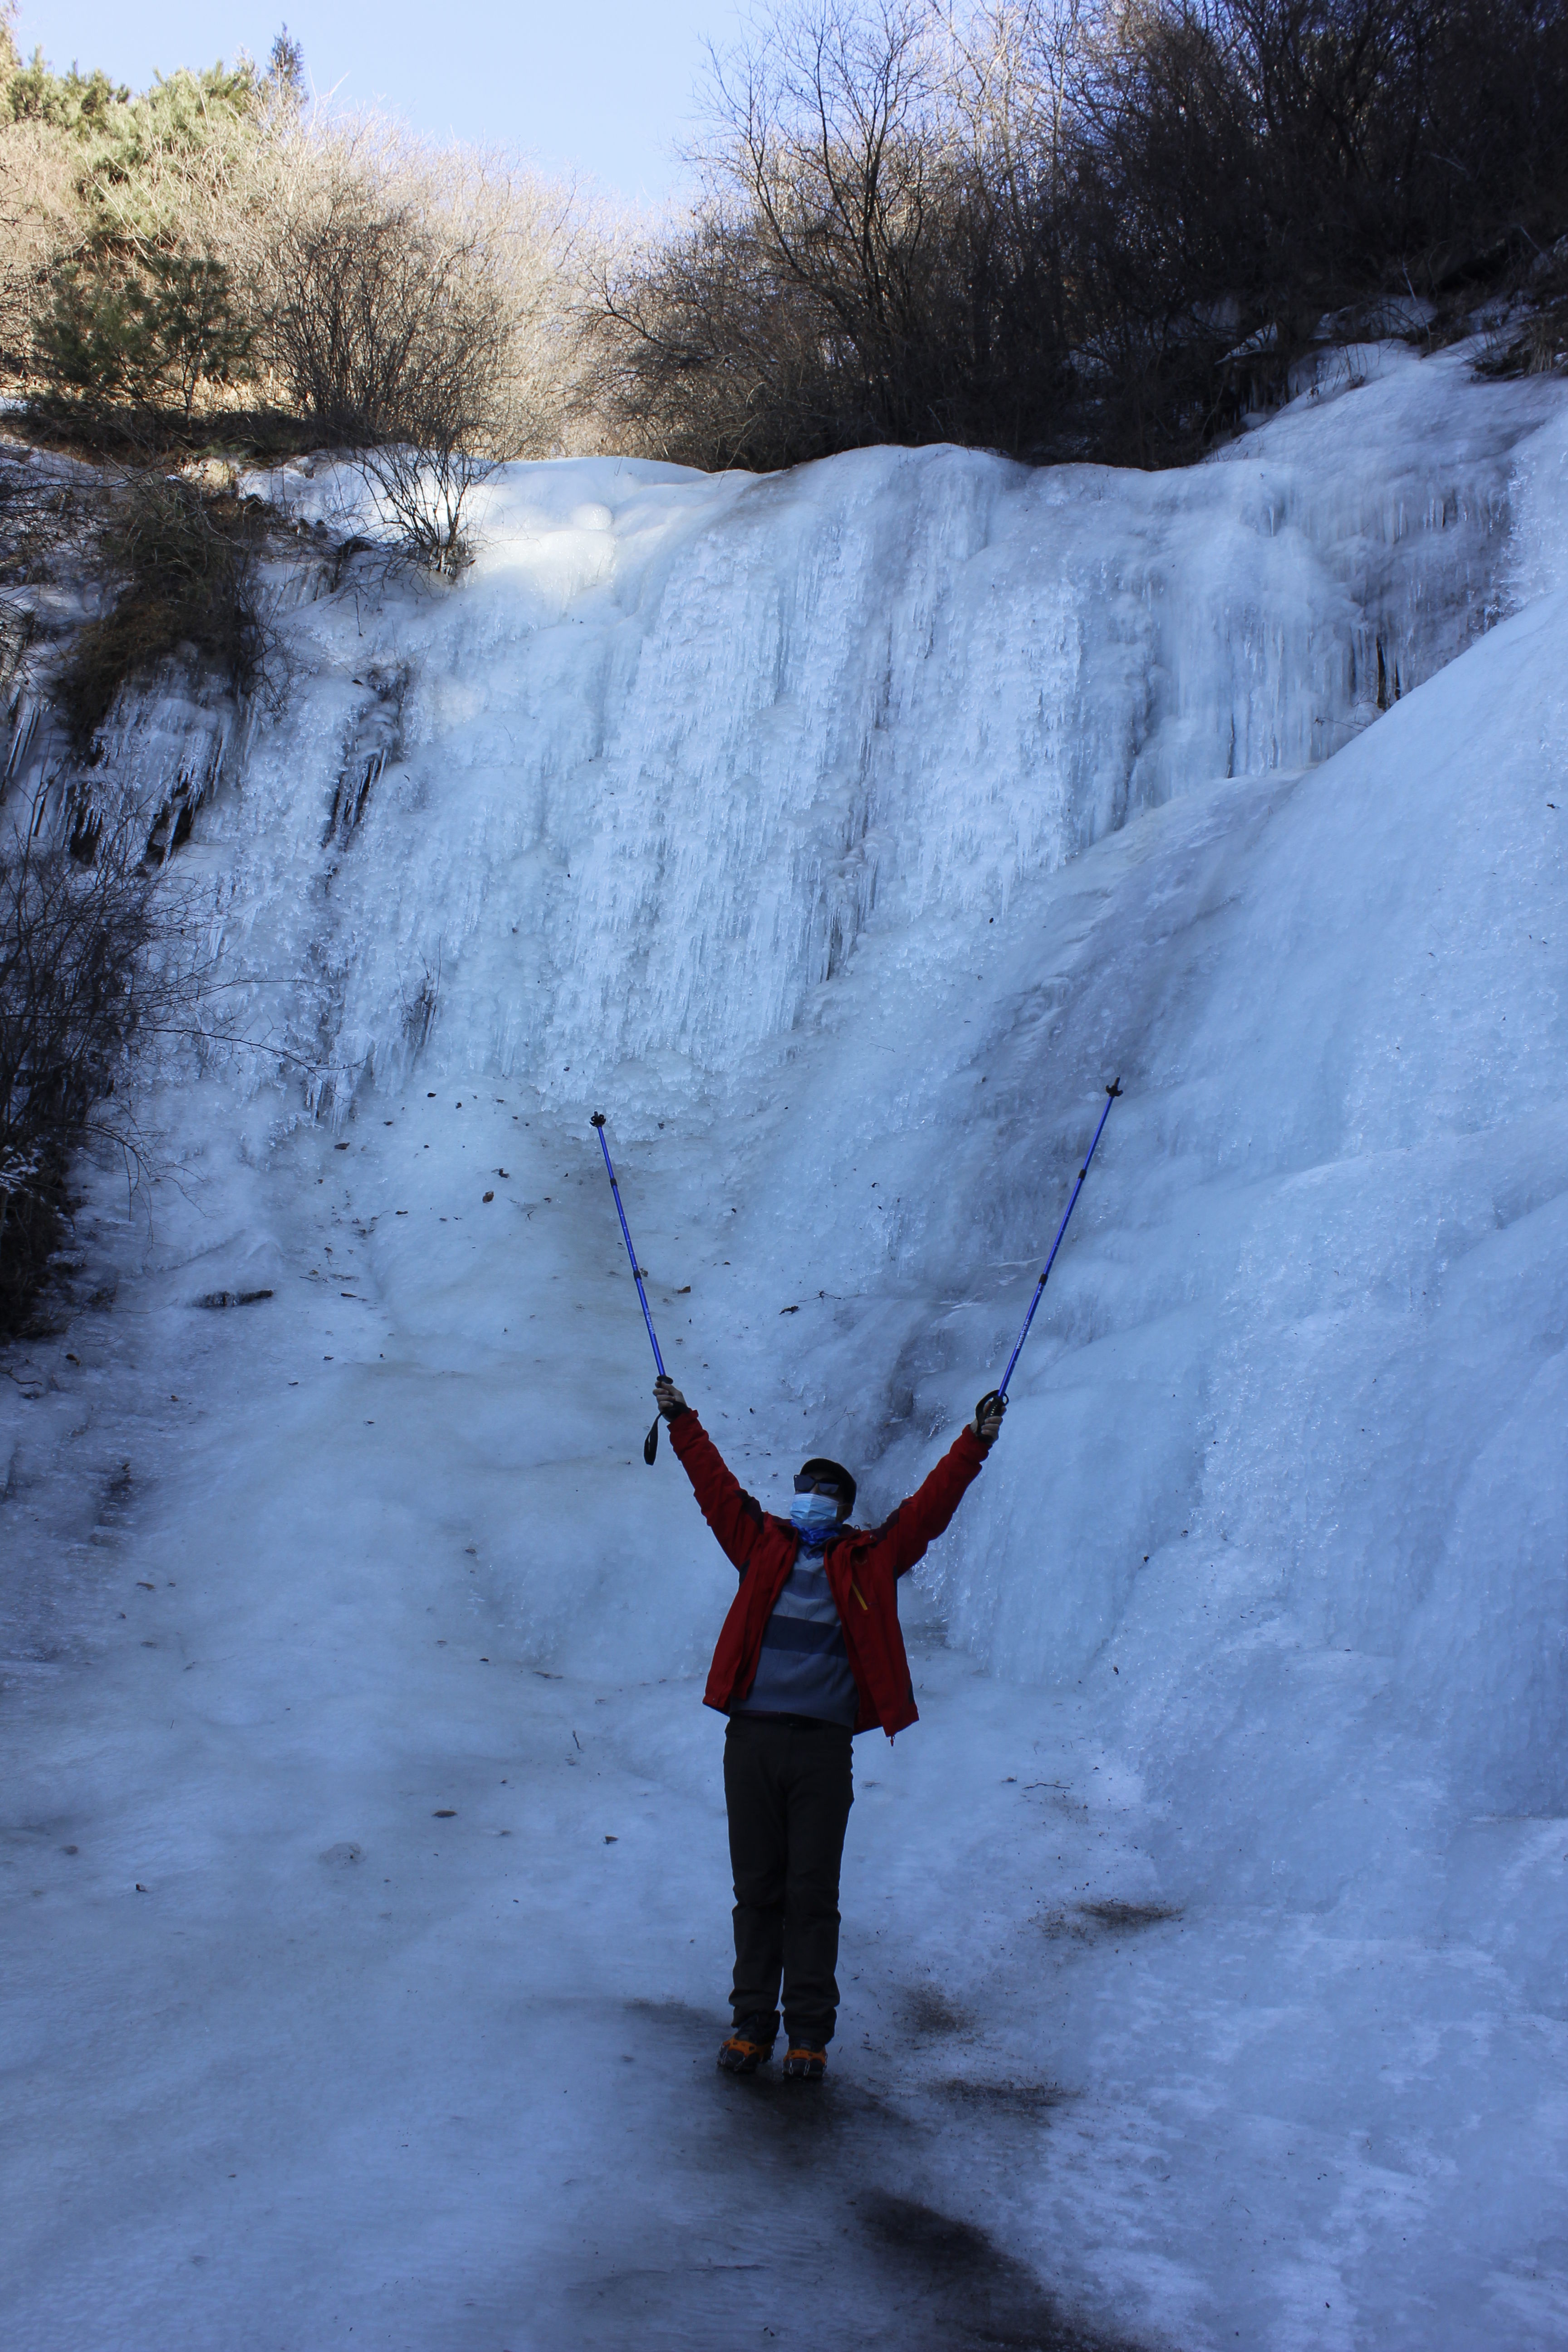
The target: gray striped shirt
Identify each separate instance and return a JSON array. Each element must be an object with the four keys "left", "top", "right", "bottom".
[{"left": 735, "top": 1544, "right": 859, "bottom": 1729}]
